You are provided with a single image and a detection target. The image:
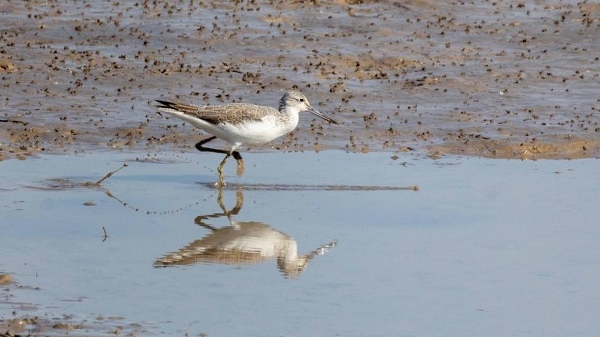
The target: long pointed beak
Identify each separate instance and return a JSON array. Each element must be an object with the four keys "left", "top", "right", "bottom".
[{"left": 307, "top": 106, "right": 339, "bottom": 125}]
